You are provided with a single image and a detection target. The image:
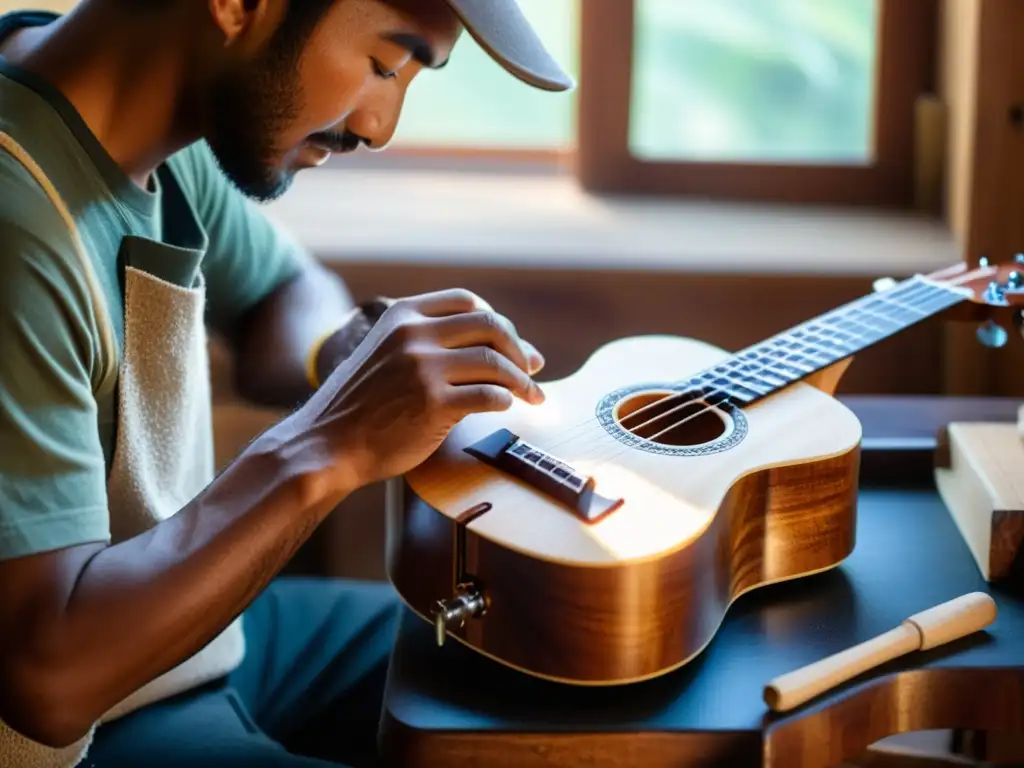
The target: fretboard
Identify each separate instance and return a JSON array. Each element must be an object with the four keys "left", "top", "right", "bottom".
[{"left": 685, "top": 276, "right": 967, "bottom": 407}]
